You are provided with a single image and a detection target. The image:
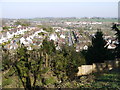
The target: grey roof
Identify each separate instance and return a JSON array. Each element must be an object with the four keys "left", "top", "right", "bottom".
[{"left": 9, "top": 30, "right": 14, "bottom": 34}]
